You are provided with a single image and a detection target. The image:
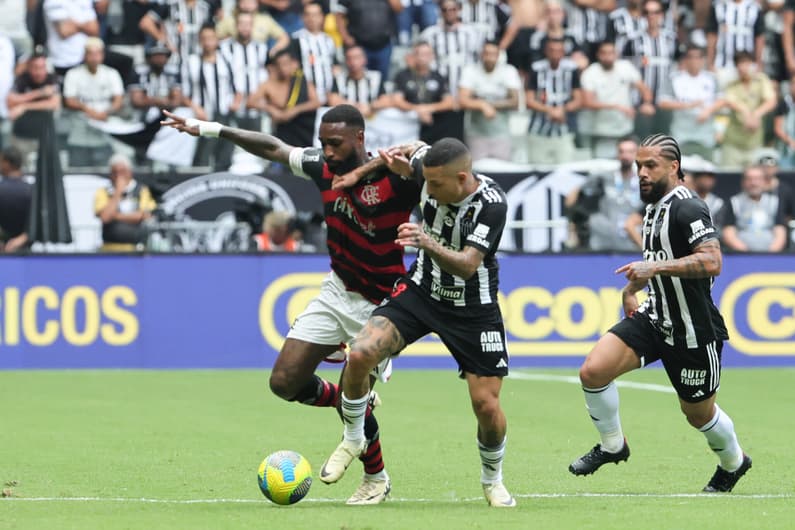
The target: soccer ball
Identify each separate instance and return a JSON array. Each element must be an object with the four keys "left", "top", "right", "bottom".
[{"left": 257, "top": 450, "right": 312, "bottom": 505}]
